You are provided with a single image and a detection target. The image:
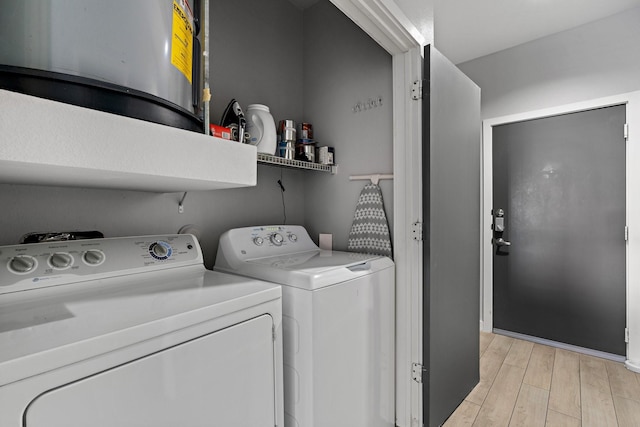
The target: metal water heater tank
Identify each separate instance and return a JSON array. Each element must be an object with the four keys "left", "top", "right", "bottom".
[{"left": 0, "top": 0, "right": 203, "bottom": 131}]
